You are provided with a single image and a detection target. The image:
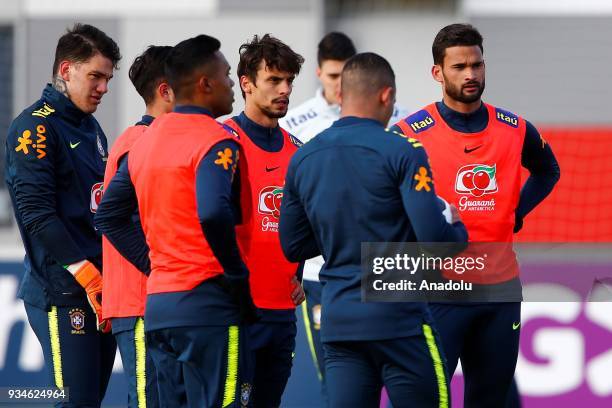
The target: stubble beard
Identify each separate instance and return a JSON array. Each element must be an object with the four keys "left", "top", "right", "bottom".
[
  {"left": 444, "top": 78, "right": 485, "bottom": 104},
  {"left": 260, "top": 104, "right": 288, "bottom": 119}
]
